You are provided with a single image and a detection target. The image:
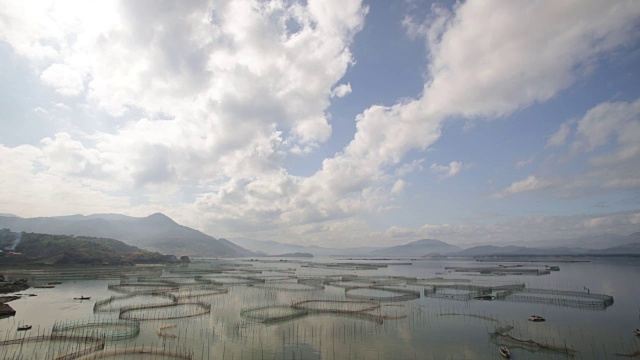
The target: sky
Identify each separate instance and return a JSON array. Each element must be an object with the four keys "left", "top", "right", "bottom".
[{"left": 1, "top": 0, "right": 640, "bottom": 248}]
